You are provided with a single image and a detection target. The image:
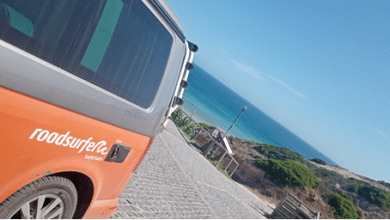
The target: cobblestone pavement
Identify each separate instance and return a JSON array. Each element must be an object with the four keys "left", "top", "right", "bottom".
[{"left": 110, "top": 120, "right": 273, "bottom": 219}]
